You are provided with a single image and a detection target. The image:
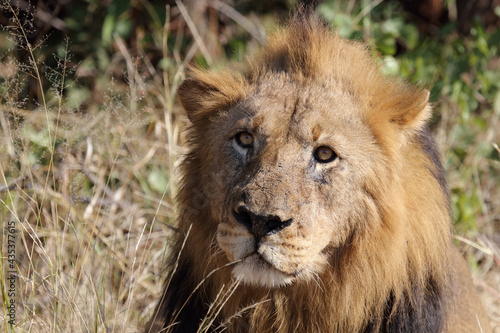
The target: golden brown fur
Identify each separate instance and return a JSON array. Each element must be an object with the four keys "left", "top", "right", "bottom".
[{"left": 147, "top": 12, "right": 489, "bottom": 333}]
